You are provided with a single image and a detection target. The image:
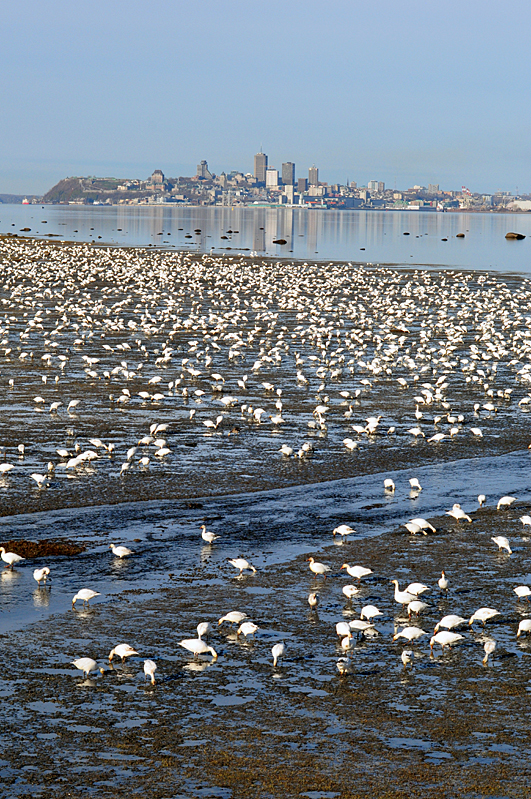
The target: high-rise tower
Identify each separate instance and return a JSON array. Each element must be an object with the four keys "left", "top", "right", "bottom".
[
  {"left": 308, "top": 165, "right": 319, "bottom": 186},
  {"left": 282, "top": 162, "right": 295, "bottom": 186},
  {"left": 254, "top": 151, "right": 268, "bottom": 183}
]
